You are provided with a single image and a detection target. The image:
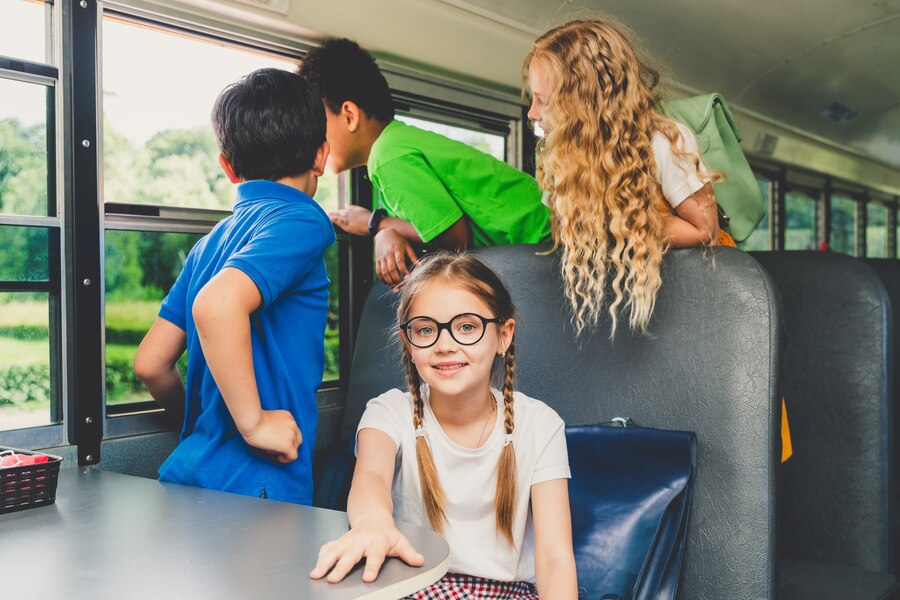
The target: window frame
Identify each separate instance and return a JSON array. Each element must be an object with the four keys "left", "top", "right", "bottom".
[
  {"left": 782, "top": 185, "right": 821, "bottom": 251},
  {"left": 750, "top": 159, "right": 900, "bottom": 255},
  {"left": 0, "top": 1, "right": 66, "bottom": 448},
  {"left": 864, "top": 197, "right": 890, "bottom": 258},
  {"left": 828, "top": 190, "right": 860, "bottom": 256}
]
